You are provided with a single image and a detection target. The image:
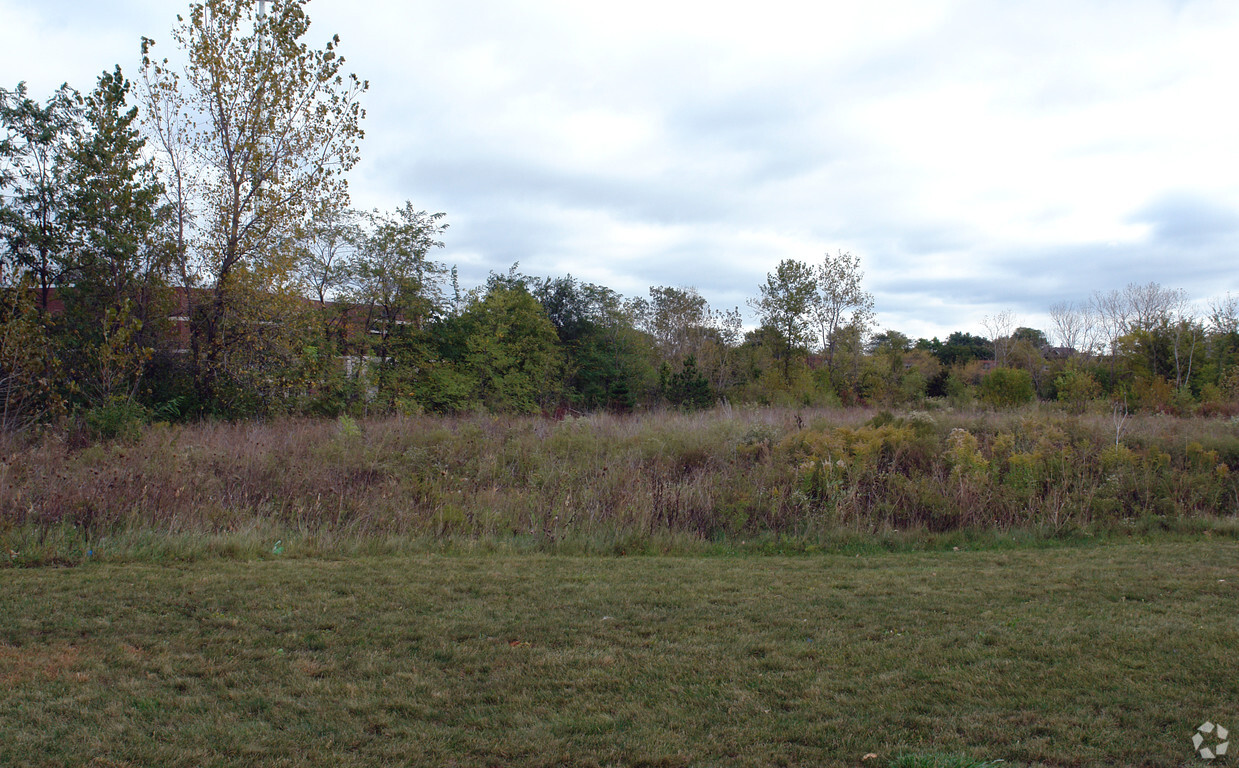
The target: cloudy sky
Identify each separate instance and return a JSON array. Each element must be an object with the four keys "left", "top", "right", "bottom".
[{"left": 4, "top": 0, "right": 1239, "bottom": 340}]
